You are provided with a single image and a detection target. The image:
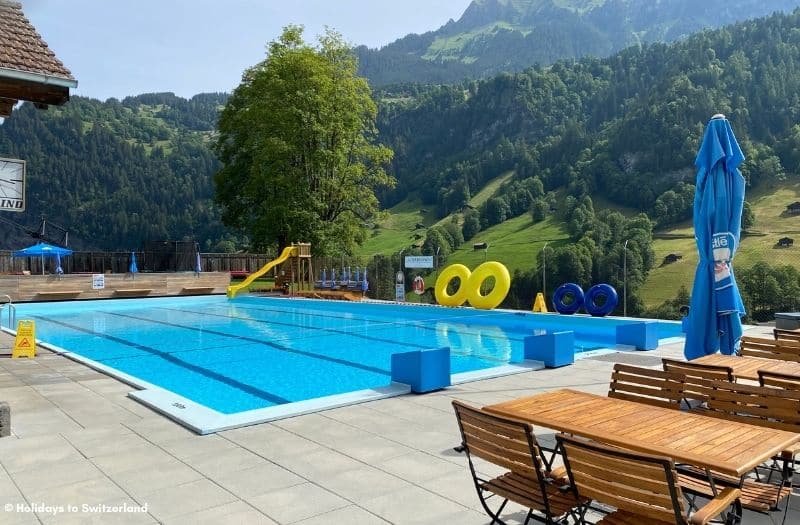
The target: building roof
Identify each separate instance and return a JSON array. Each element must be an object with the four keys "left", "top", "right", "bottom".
[
  {"left": 0, "top": 2, "right": 74, "bottom": 82},
  {"left": 0, "top": 1, "right": 76, "bottom": 116}
]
